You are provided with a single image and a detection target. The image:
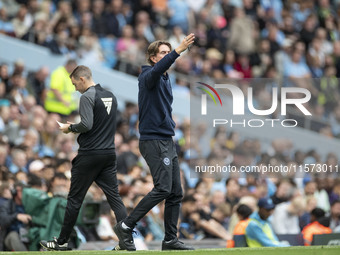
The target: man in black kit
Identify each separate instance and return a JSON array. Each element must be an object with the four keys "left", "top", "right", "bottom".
[
  {"left": 114, "top": 33, "right": 196, "bottom": 251},
  {"left": 40, "top": 65, "right": 127, "bottom": 251}
]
